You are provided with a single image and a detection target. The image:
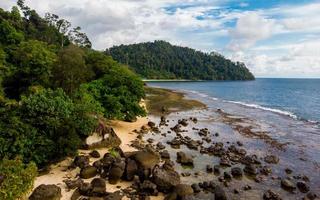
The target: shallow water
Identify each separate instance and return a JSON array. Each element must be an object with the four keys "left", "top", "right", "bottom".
[{"left": 143, "top": 84, "right": 320, "bottom": 199}]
